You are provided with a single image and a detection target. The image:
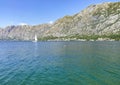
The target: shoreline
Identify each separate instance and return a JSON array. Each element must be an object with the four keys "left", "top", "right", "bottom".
[{"left": 0, "top": 38, "right": 119, "bottom": 42}]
